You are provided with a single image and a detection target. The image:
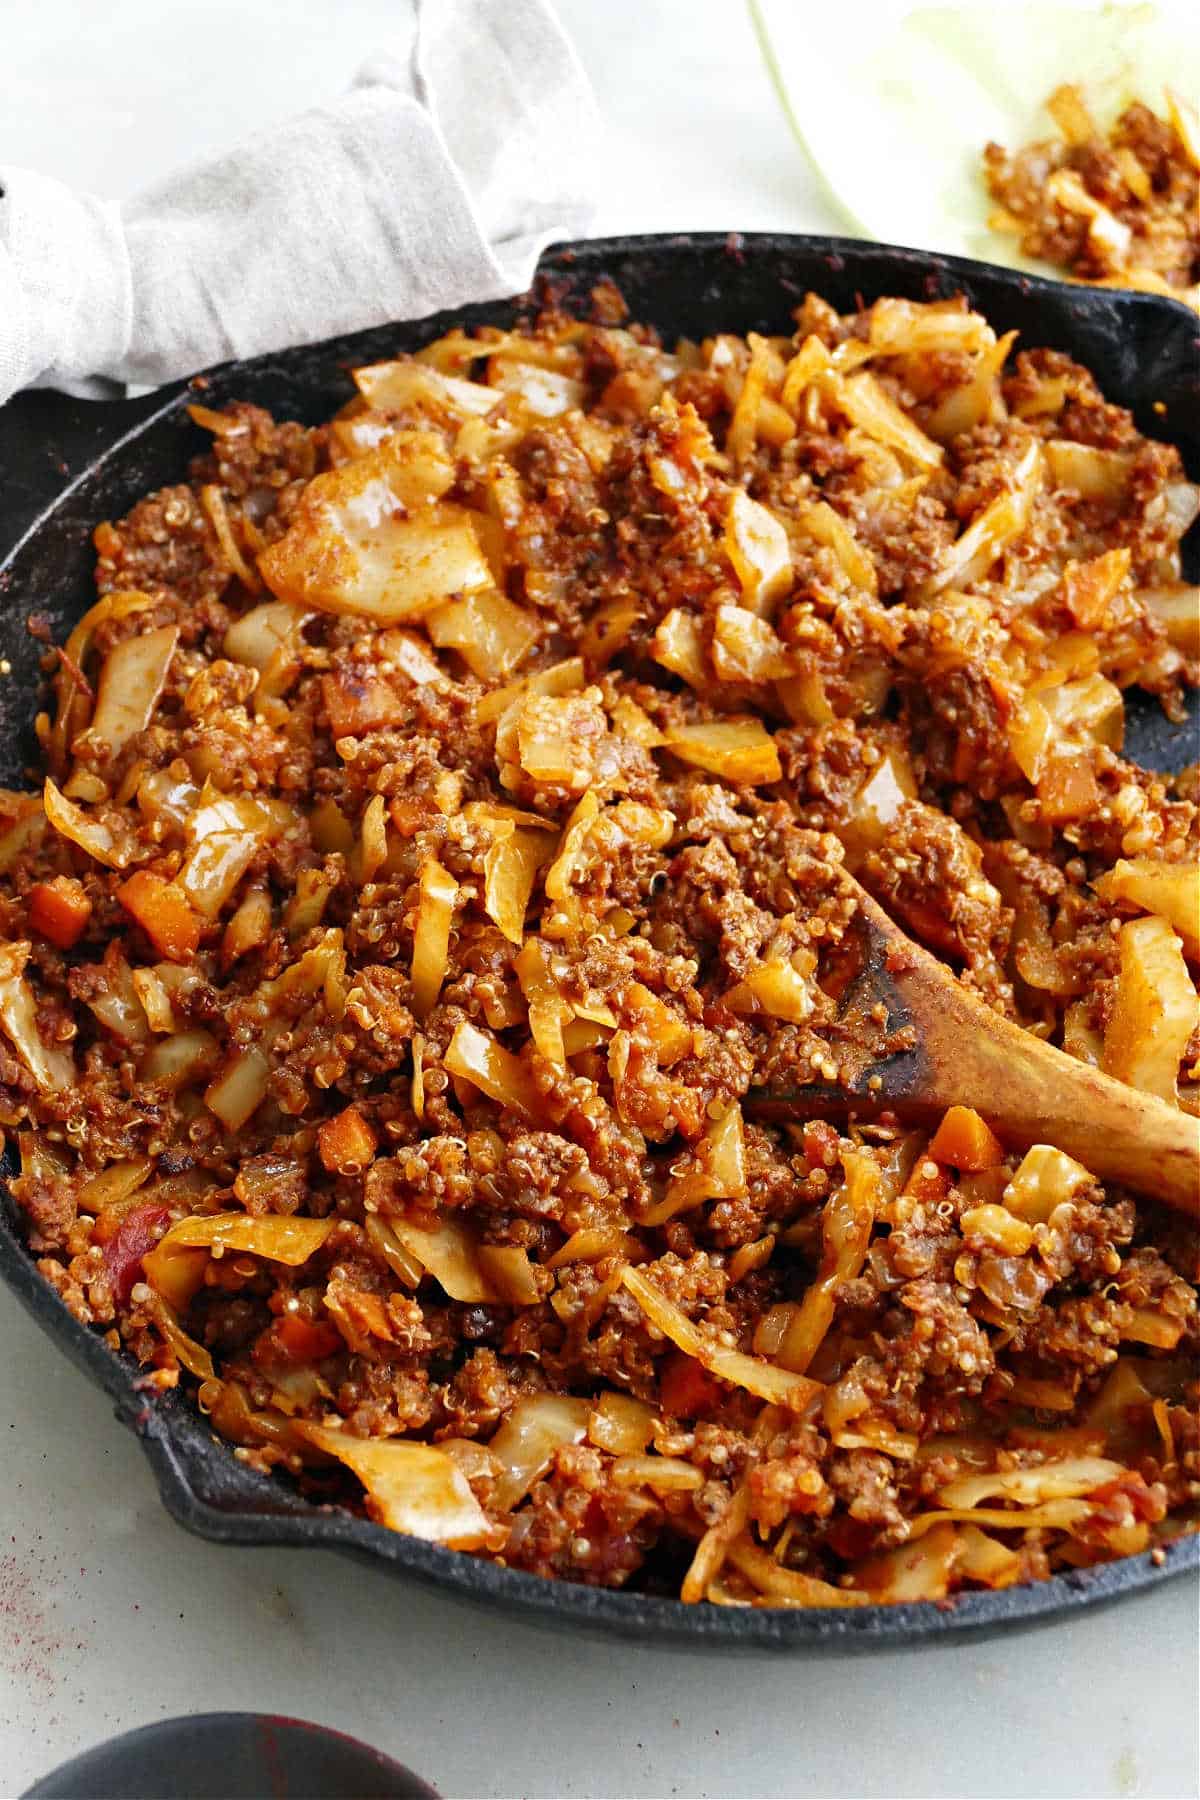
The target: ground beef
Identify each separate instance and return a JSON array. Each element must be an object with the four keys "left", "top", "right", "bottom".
[
  {"left": 983, "top": 91, "right": 1199, "bottom": 296},
  {"left": 5, "top": 289, "right": 1196, "bottom": 1607}
]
